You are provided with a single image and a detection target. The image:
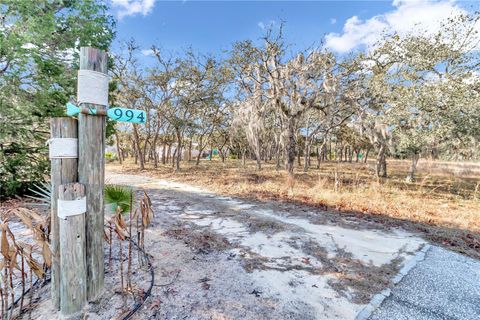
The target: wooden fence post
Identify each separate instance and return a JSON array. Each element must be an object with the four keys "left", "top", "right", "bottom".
[
  {"left": 50, "top": 118, "right": 78, "bottom": 310},
  {"left": 78, "top": 47, "right": 108, "bottom": 301},
  {"left": 58, "top": 183, "right": 87, "bottom": 316}
]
